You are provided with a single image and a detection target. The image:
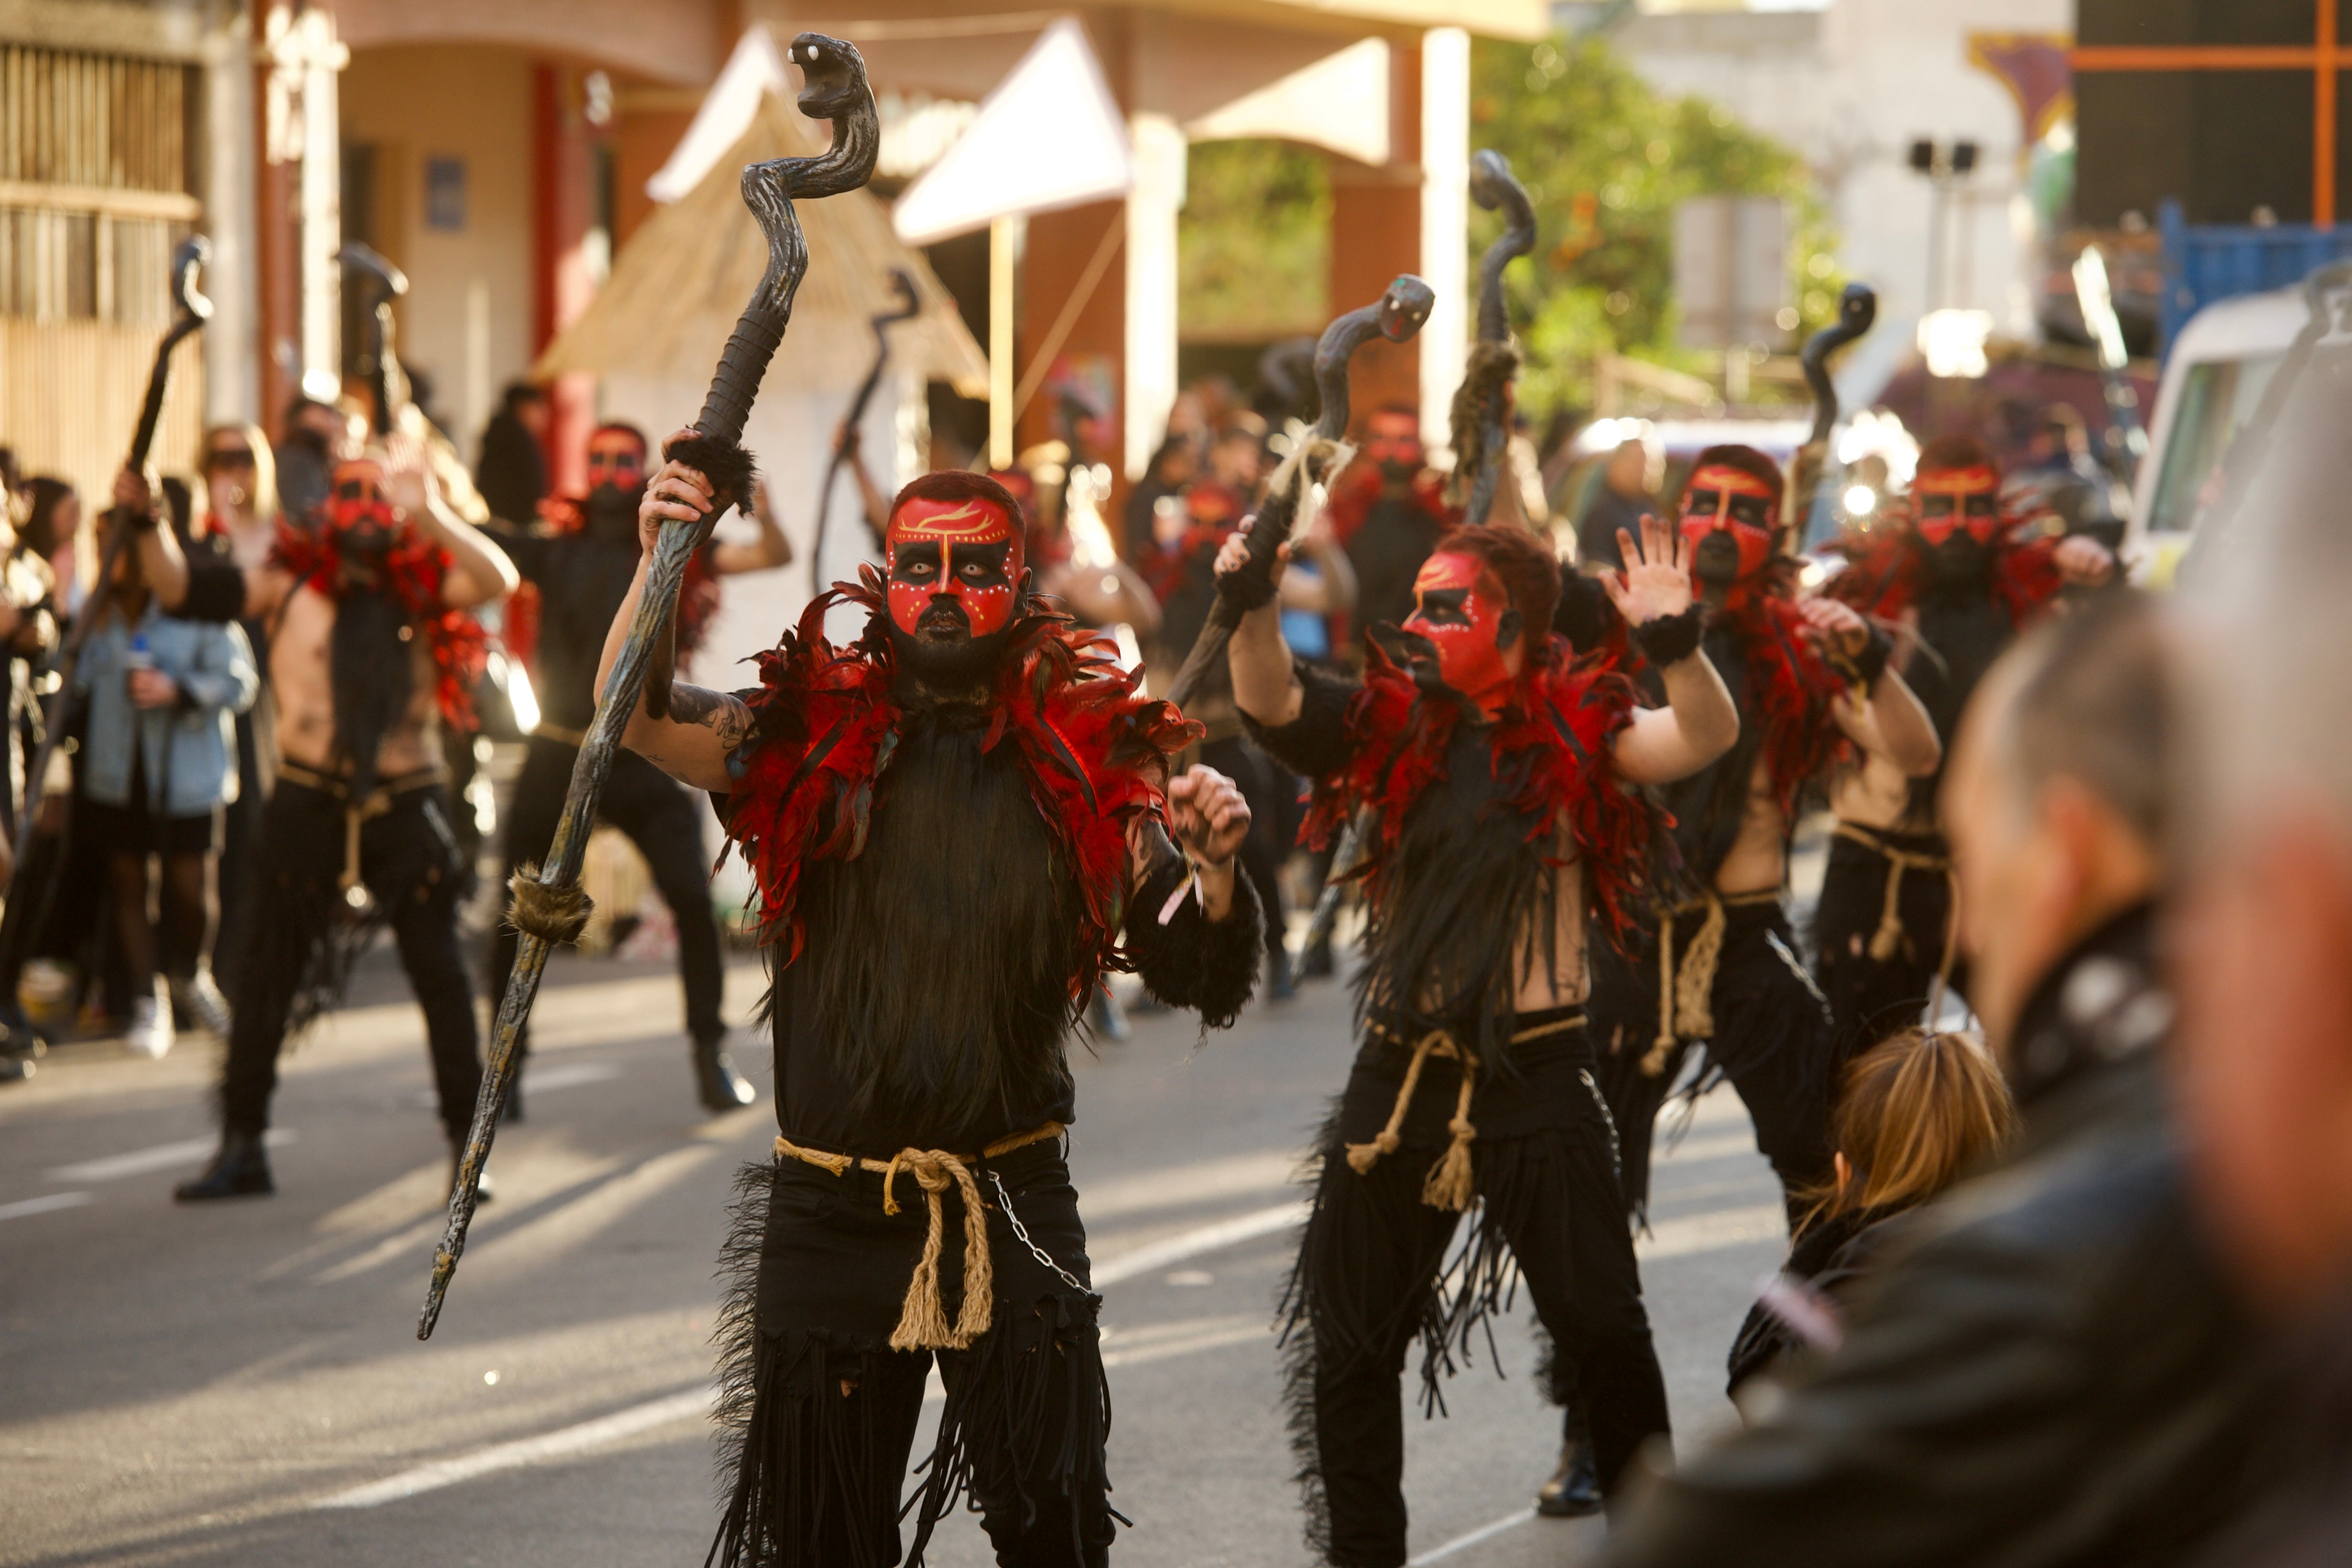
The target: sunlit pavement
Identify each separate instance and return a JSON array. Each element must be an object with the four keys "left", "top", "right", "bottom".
[{"left": 0, "top": 941, "right": 1789, "bottom": 1568}]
